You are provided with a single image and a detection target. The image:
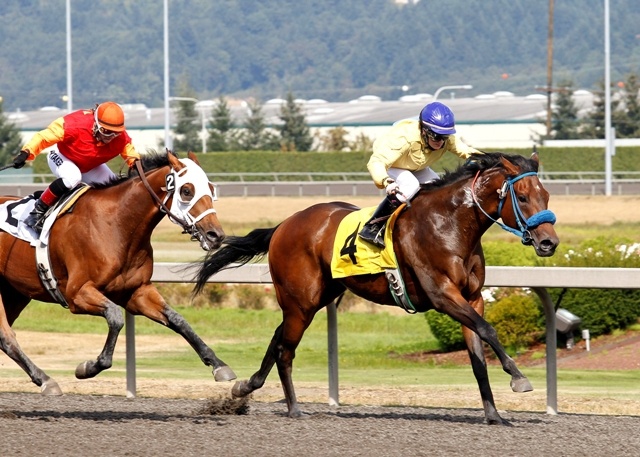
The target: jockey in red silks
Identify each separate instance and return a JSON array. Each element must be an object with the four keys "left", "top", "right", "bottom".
[
  {"left": 359, "top": 102, "right": 482, "bottom": 248},
  {"left": 12, "top": 101, "right": 140, "bottom": 233}
]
